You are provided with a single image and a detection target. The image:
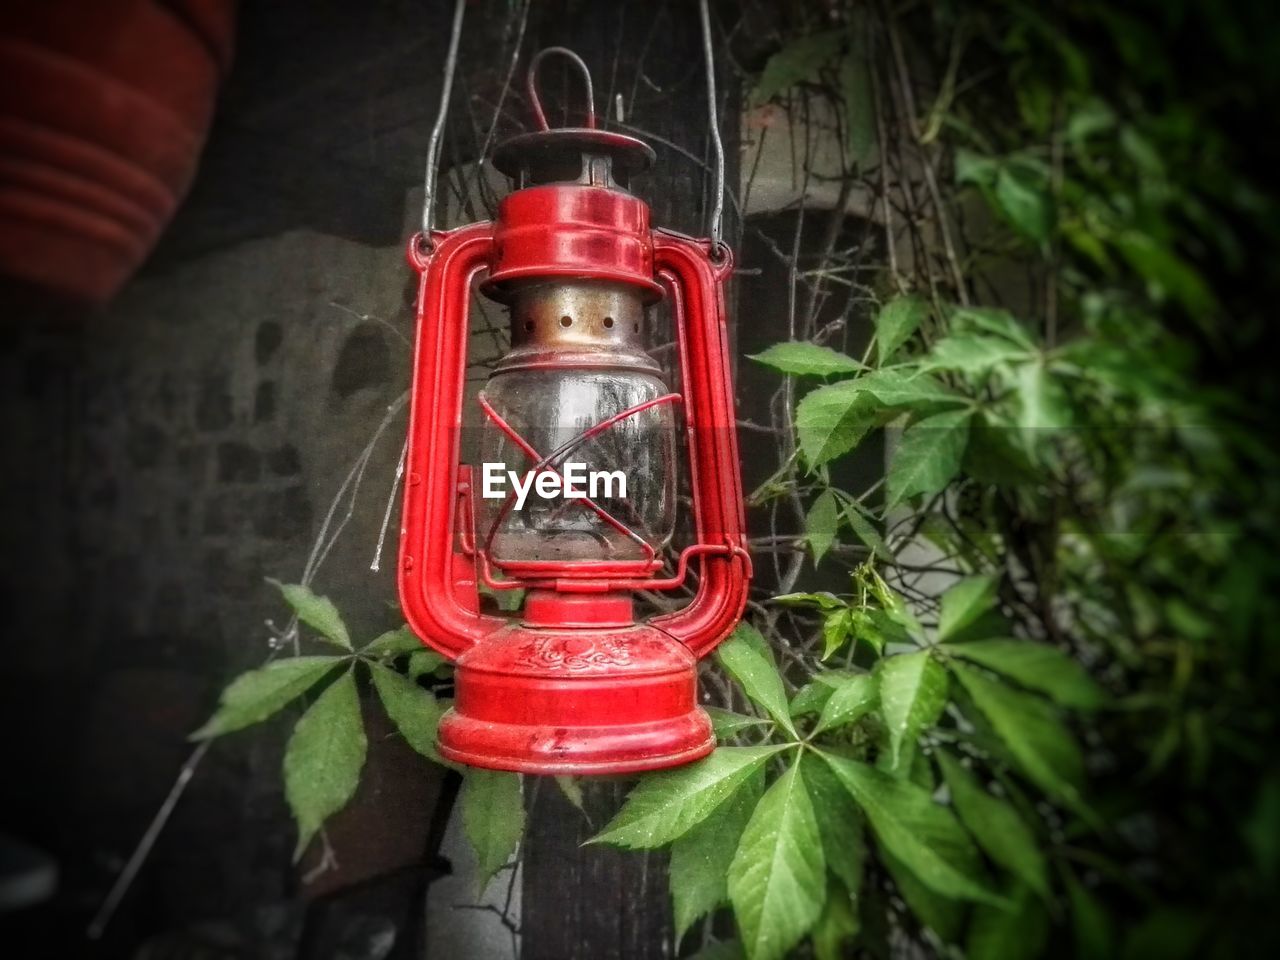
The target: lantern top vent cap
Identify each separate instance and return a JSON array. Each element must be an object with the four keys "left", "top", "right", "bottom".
[
  {"left": 492, "top": 46, "right": 655, "bottom": 189},
  {"left": 492, "top": 128, "right": 655, "bottom": 185}
]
